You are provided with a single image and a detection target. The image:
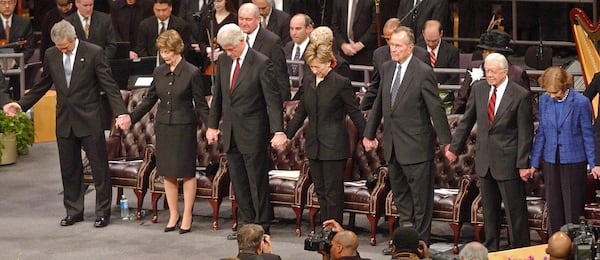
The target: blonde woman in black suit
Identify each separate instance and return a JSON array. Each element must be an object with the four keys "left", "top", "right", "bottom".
[
  {"left": 284, "top": 42, "right": 366, "bottom": 225},
  {"left": 129, "top": 30, "right": 209, "bottom": 234}
]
